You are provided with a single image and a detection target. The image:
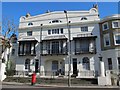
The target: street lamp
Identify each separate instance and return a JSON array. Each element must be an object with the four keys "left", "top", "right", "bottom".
[
  {"left": 39, "top": 24, "right": 43, "bottom": 75},
  {"left": 64, "top": 10, "right": 71, "bottom": 87}
]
